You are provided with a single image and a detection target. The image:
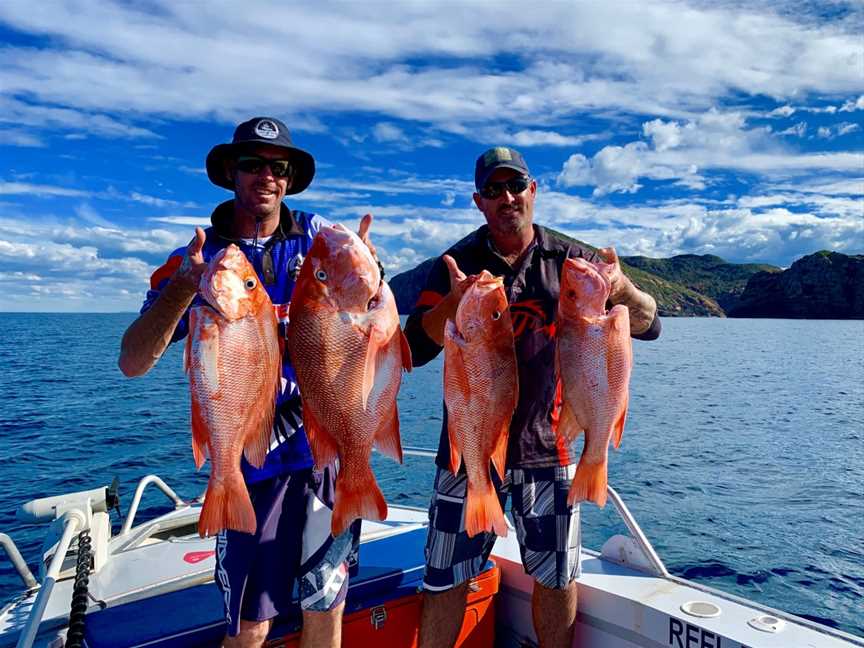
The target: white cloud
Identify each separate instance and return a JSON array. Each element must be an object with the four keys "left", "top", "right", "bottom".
[
  {"left": 0, "top": 1, "right": 860, "bottom": 137},
  {"left": 768, "top": 105, "right": 796, "bottom": 117},
  {"left": 558, "top": 108, "right": 862, "bottom": 195},
  {"left": 778, "top": 122, "right": 807, "bottom": 137},
  {"left": 840, "top": 95, "right": 864, "bottom": 112},
  {"left": 0, "top": 181, "right": 92, "bottom": 198}
]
